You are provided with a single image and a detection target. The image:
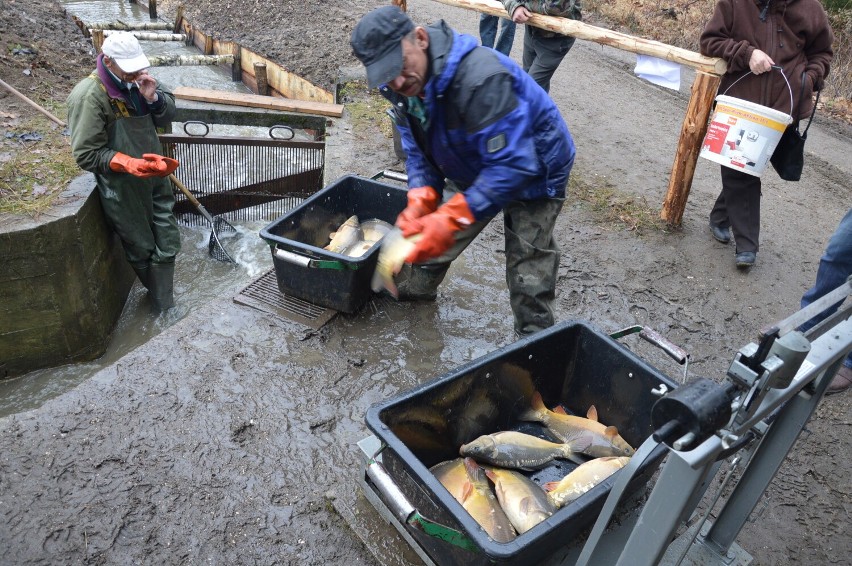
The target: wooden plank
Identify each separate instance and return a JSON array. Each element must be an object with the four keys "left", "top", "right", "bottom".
[
  {"left": 173, "top": 86, "right": 344, "bottom": 117},
  {"left": 434, "top": 0, "right": 726, "bottom": 75}
]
